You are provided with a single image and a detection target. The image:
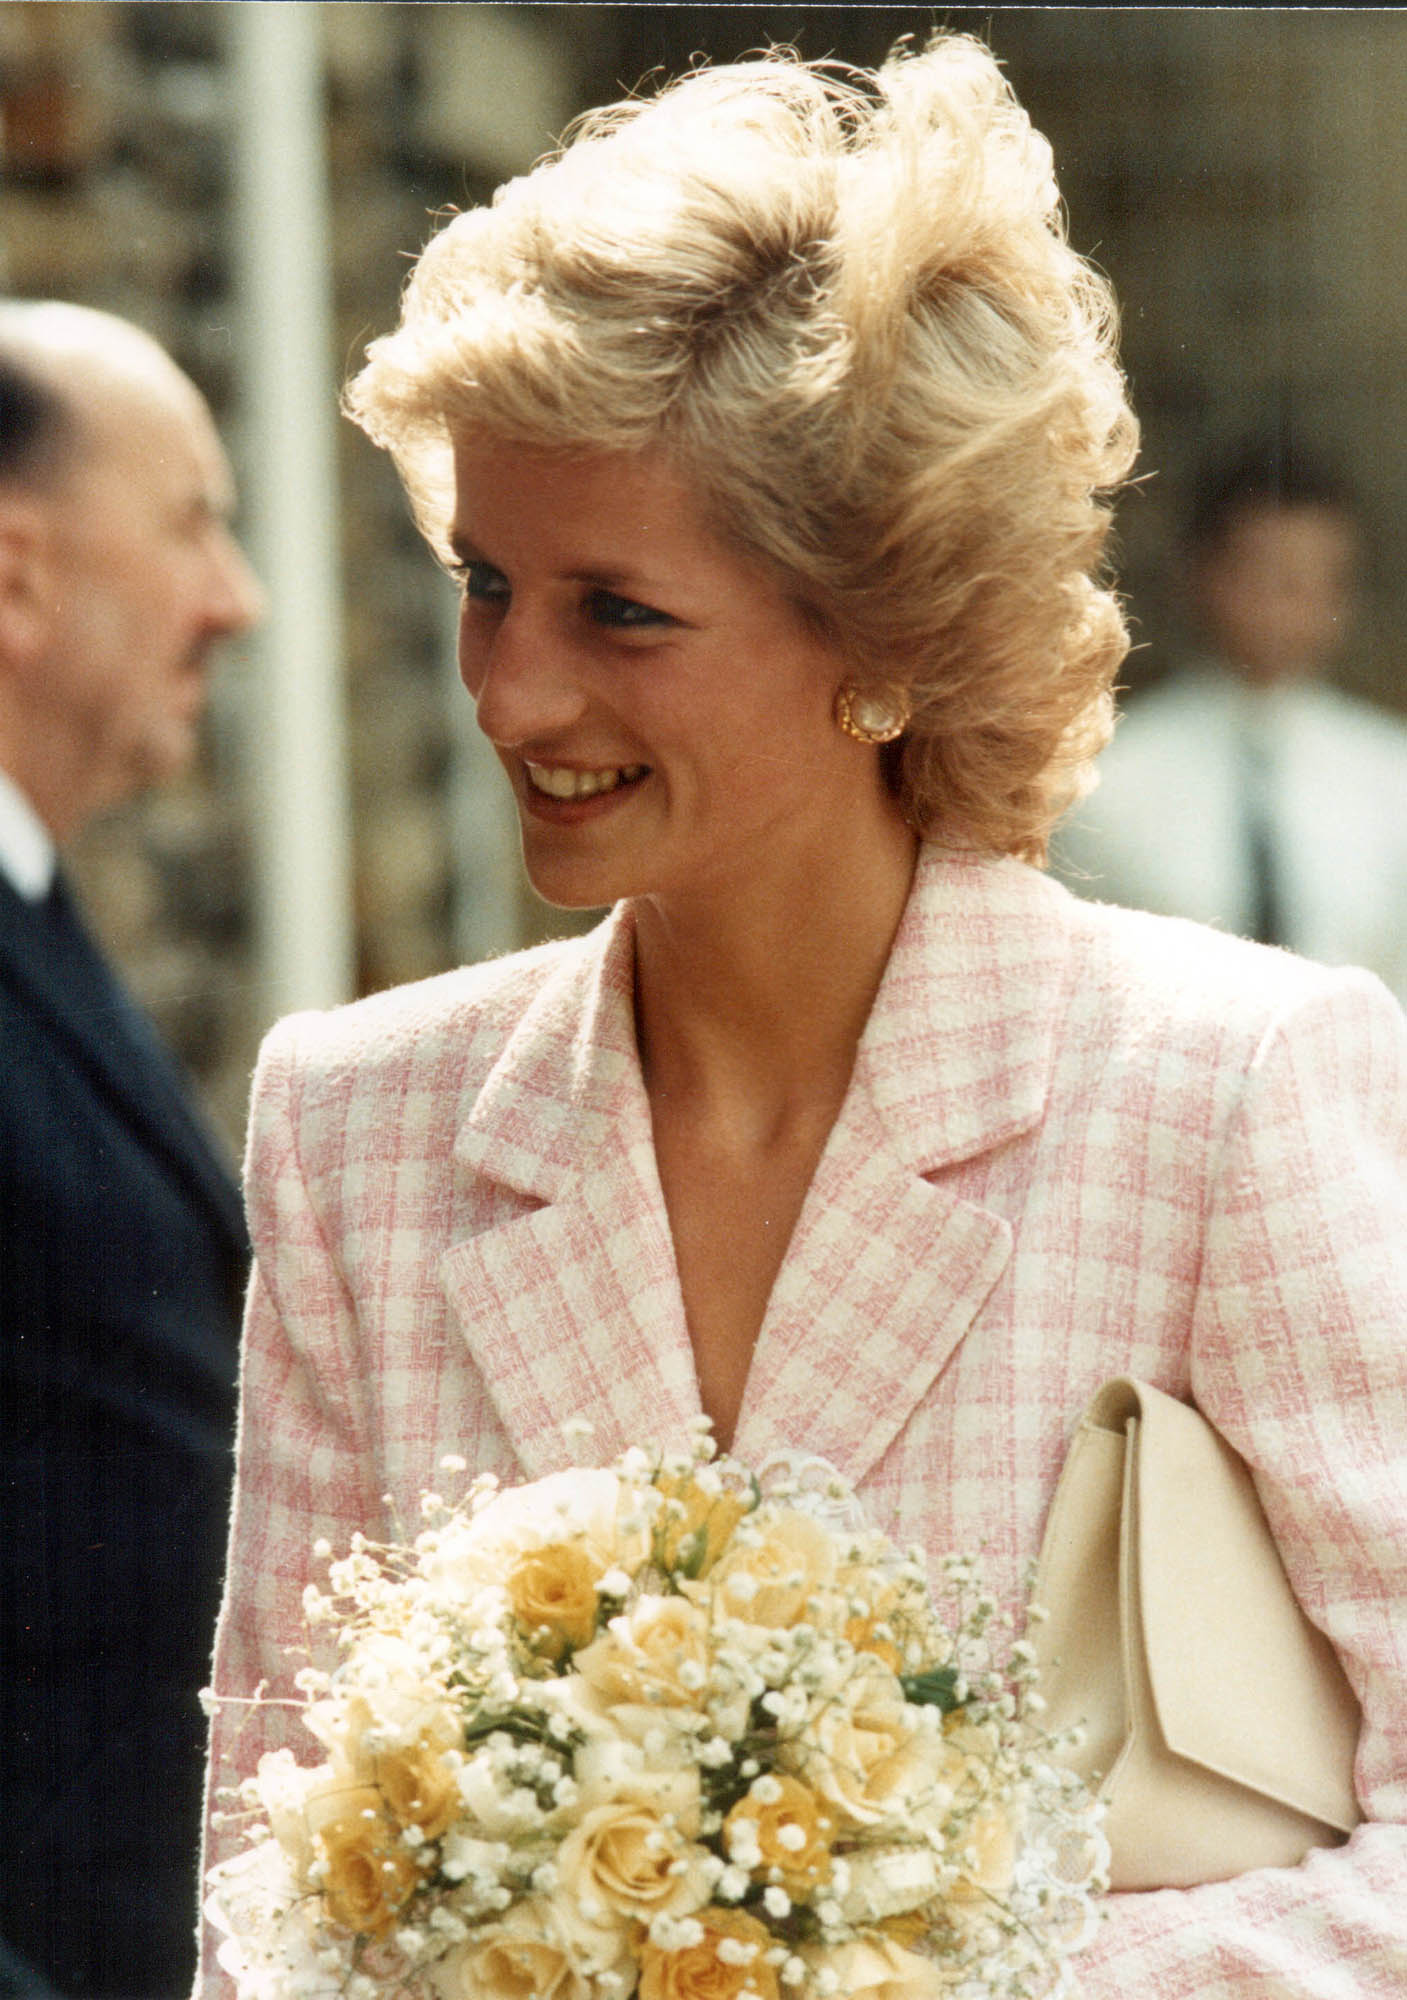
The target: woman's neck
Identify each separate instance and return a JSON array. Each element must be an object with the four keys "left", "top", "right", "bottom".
[{"left": 632, "top": 808, "right": 920, "bottom": 1137}]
